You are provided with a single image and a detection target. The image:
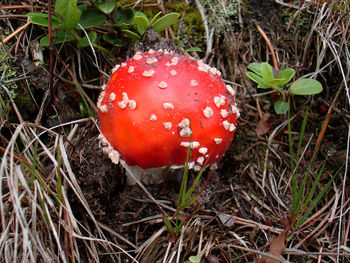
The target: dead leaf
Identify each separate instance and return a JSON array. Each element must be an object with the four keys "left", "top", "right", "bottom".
[
  {"left": 258, "top": 229, "right": 288, "bottom": 263},
  {"left": 255, "top": 113, "right": 272, "bottom": 136},
  {"left": 218, "top": 213, "right": 236, "bottom": 227}
]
